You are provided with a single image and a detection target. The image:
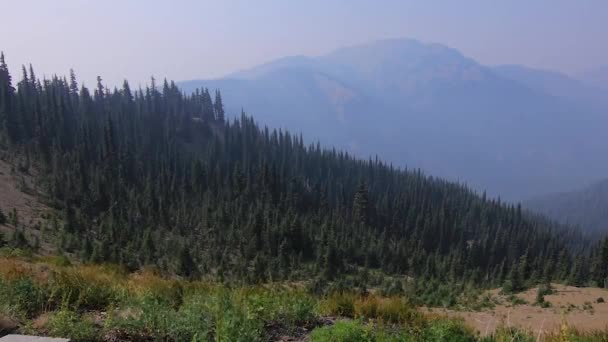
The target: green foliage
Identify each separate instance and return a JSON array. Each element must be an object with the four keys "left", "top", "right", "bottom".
[
  {"left": 47, "top": 309, "right": 98, "bottom": 342},
  {"left": 46, "top": 268, "right": 123, "bottom": 311},
  {"left": 0, "top": 277, "right": 46, "bottom": 318},
  {"left": 320, "top": 293, "right": 356, "bottom": 318},
  {"left": 311, "top": 321, "right": 373, "bottom": 342},
  {"left": 311, "top": 319, "right": 476, "bottom": 342},
  {"left": 104, "top": 295, "right": 213, "bottom": 341},
  {"left": 422, "top": 319, "right": 475, "bottom": 342},
  {"left": 3, "top": 257, "right": 608, "bottom": 341},
  {"left": 506, "top": 294, "right": 527, "bottom": 306},
  {"left": 533, "top": 283, "right": 553, "bottom": 308},
  {"left": 482, "top": 326, "right": 535, "bottom": 342}
]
